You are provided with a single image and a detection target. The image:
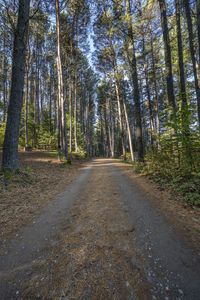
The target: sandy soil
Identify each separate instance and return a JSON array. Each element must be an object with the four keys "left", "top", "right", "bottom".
[
  {"left": 0, "top": 159, "right": 200, "bottom": 299},
  {"left": 21, "top": 160, "right": 151, "bottom": 299},
  {"left": 118, "top": 163, "right": 200, "bottom": 252},
  {"left": 0, "top": 151, "right": 85, "bottom": 241}
]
